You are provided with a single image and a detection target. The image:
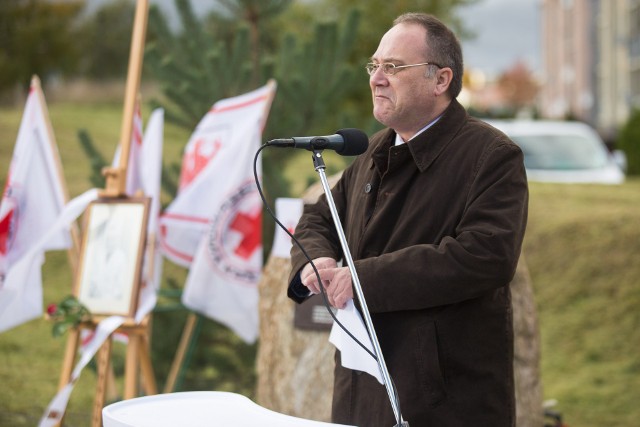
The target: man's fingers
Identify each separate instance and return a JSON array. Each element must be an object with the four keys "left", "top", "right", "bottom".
[
  {"left": 333, "top": 288, "right": 351, "bottom": 309},
  {"left": 301, "top": 258, "right": 337, "bottom": 281},
  {"left": 302, "top": 264, "right": 335, "bottom": 294},
  {"left": 302, "top": 264, "right": 352, "bottom": 308},
  {"left": 316, "top": 268, "right": 337, "bottom": 282}
]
